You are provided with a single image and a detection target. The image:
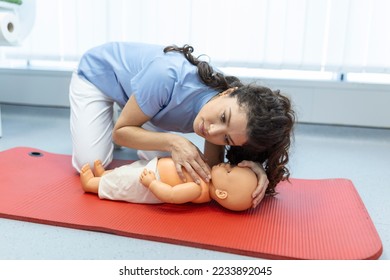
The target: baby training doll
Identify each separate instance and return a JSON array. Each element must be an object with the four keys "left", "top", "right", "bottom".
[{"left": 80, "top": 157, "right": 257, "bottom": 211}]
